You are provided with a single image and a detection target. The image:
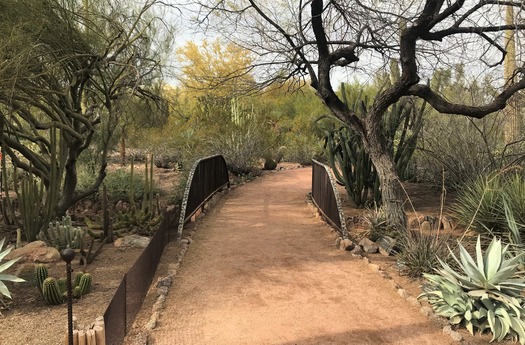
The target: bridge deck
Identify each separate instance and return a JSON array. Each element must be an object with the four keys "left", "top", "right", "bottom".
[{"left": 147, "top": 167, "right": 454, "bottom": 345}]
